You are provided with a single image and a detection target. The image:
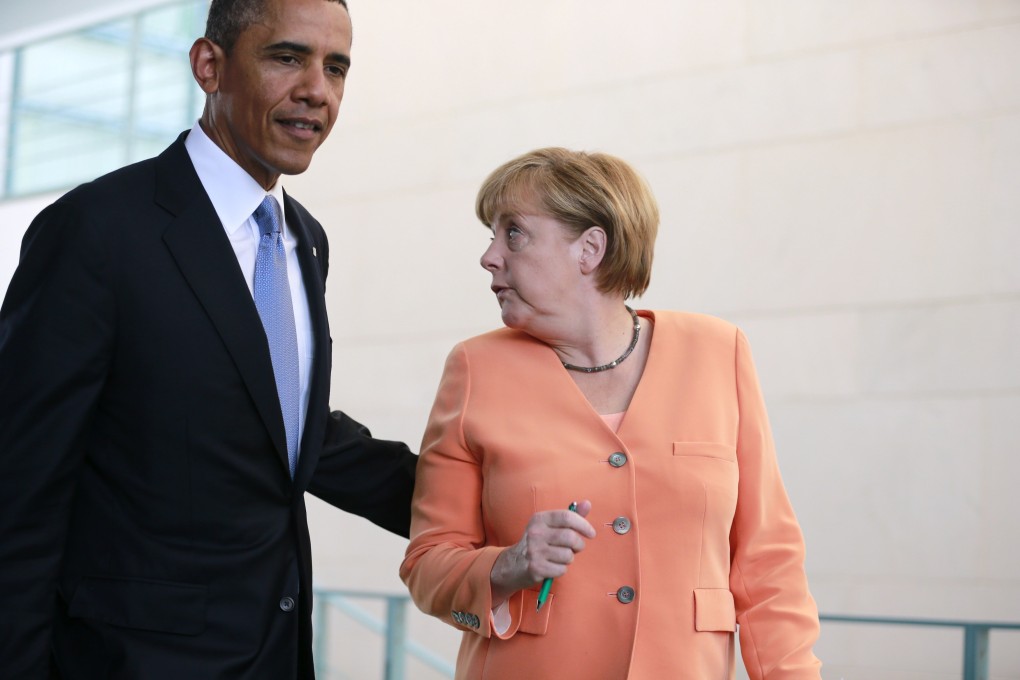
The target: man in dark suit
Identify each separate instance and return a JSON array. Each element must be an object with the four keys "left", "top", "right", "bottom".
[{"left": 0, "top": 0, "right": 417, "bottom": 677}]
